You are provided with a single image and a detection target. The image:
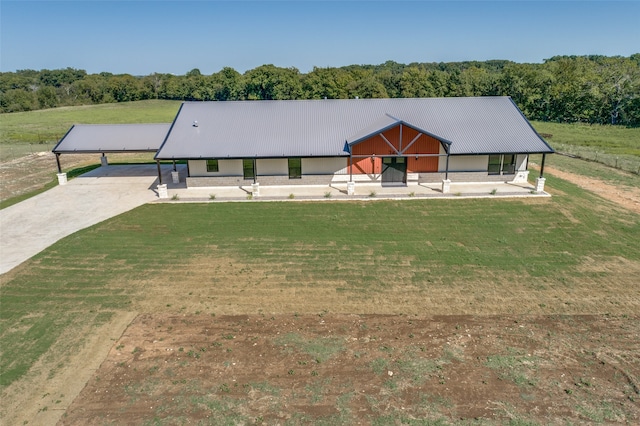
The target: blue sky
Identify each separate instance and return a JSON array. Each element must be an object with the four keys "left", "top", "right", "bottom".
[{"left": 1, "top": 1, "right": 638, "bottom": 75}]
